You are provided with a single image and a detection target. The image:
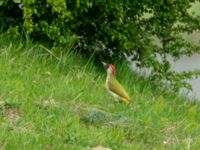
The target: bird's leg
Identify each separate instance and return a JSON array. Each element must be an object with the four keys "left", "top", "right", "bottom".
[
  {"left": 113, "top": 99, "right": 119, "bottom": 108},
  {"left": 113, "top": 100, "right": 117, "bottom": 108}
]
